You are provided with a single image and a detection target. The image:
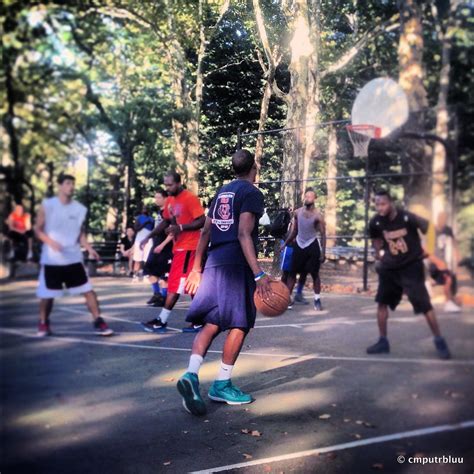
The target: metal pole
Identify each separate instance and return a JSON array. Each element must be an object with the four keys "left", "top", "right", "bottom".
[
  {"left": 237, "top": 128, "right": 242, "bottom": 150},
  {"left": 363, "top": 155, "right": 370, "bottom": 292},
  {"left": 85, "top": 155, "right": 92, "bottom": 234}
]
